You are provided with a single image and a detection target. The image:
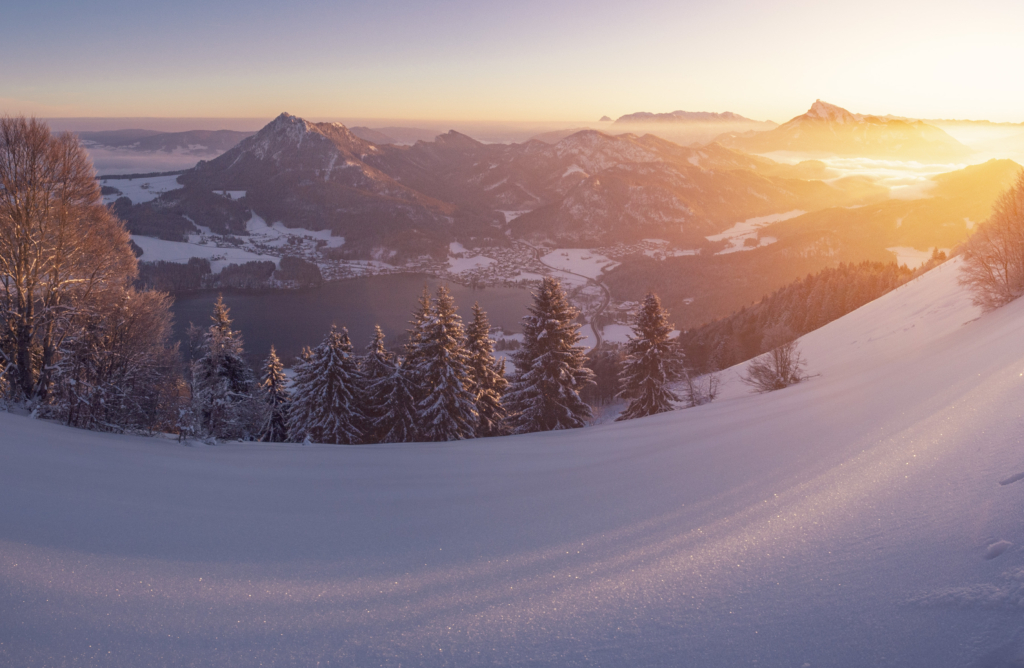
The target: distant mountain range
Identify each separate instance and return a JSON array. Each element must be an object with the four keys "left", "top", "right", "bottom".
[
  {"left": 138, "top": 112, "right": 892, "bottom": 258},
  {"left": 614, "top": 110, "right": 768, "bottom": 125},
  {"left": 110, "top": 109, "right": 1022, "bottom": 329},
  {"left": 114, "top": 108, "right": 1014, "bottom": 274},
  {"left": 607, "top": 109, "right": 777, "bottom": 145},
  {"left": 717, "top": 100, "right": 973, "bottom": 161}
]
